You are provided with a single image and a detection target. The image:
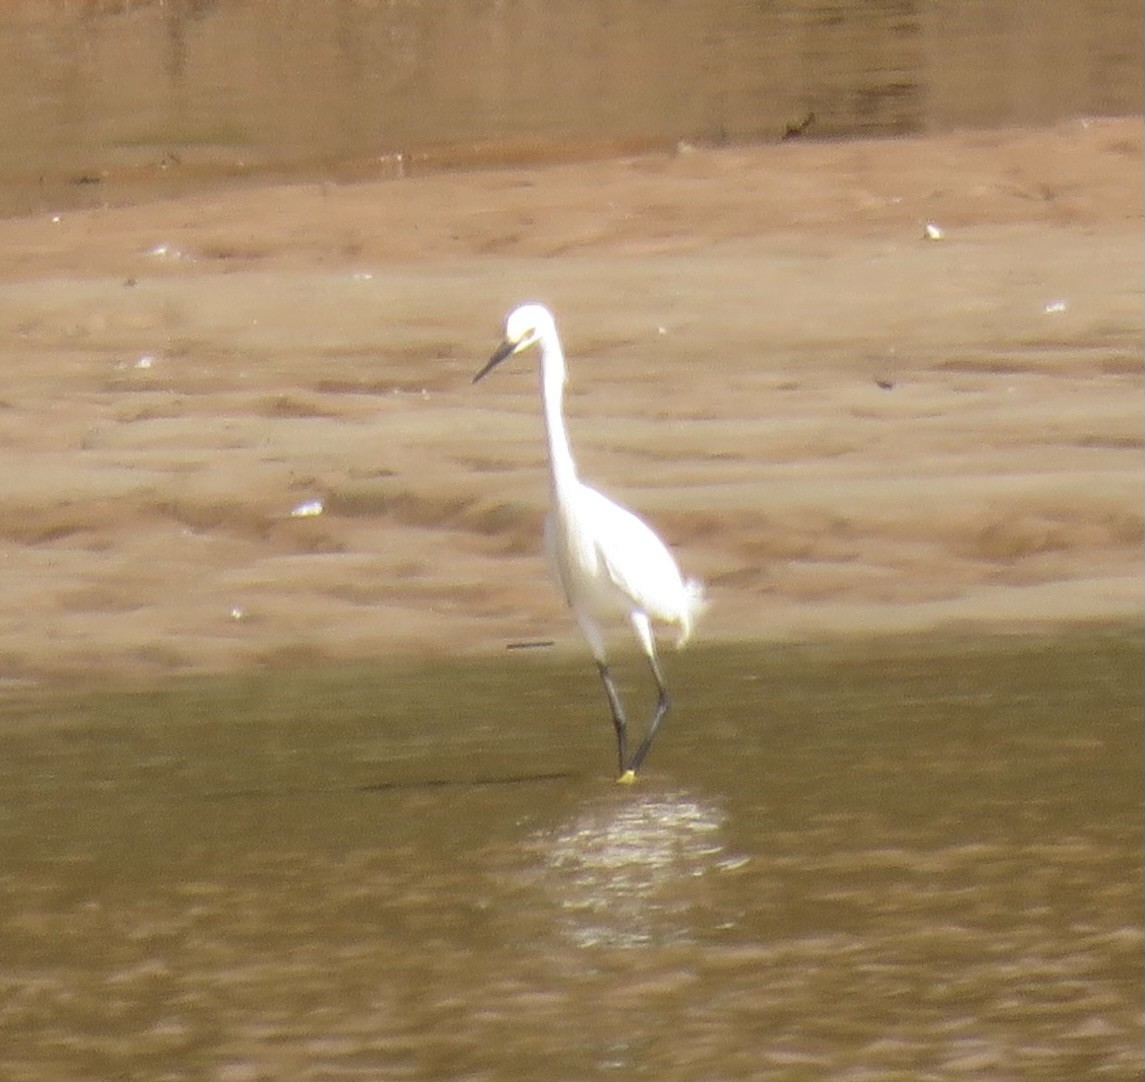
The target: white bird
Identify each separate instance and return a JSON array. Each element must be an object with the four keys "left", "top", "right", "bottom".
[{"left": 474, "top": 303, "right": 705, "bottom": 781}]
